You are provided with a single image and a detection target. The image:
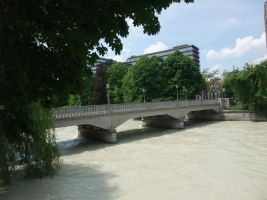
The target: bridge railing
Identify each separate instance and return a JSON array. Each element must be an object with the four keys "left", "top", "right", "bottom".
[{"left": 53, "top": 99, "right": 219, "bottom": 119}]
